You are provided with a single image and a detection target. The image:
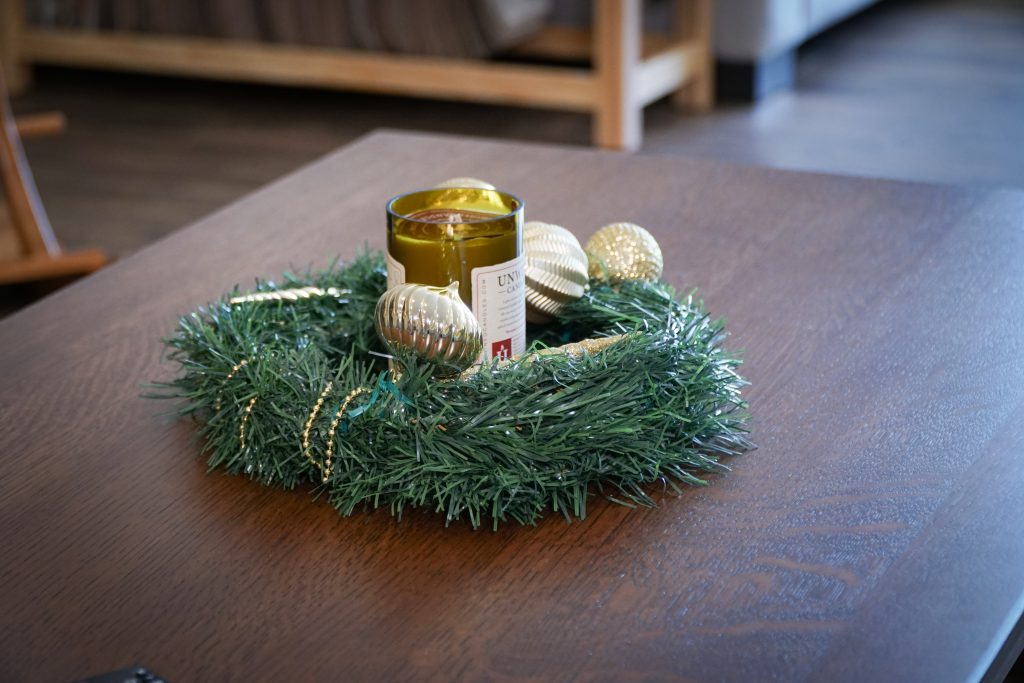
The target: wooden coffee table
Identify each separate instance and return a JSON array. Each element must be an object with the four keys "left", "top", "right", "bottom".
[{"left": 2, "top": 131, "right": 1023, "bottom": 682}]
